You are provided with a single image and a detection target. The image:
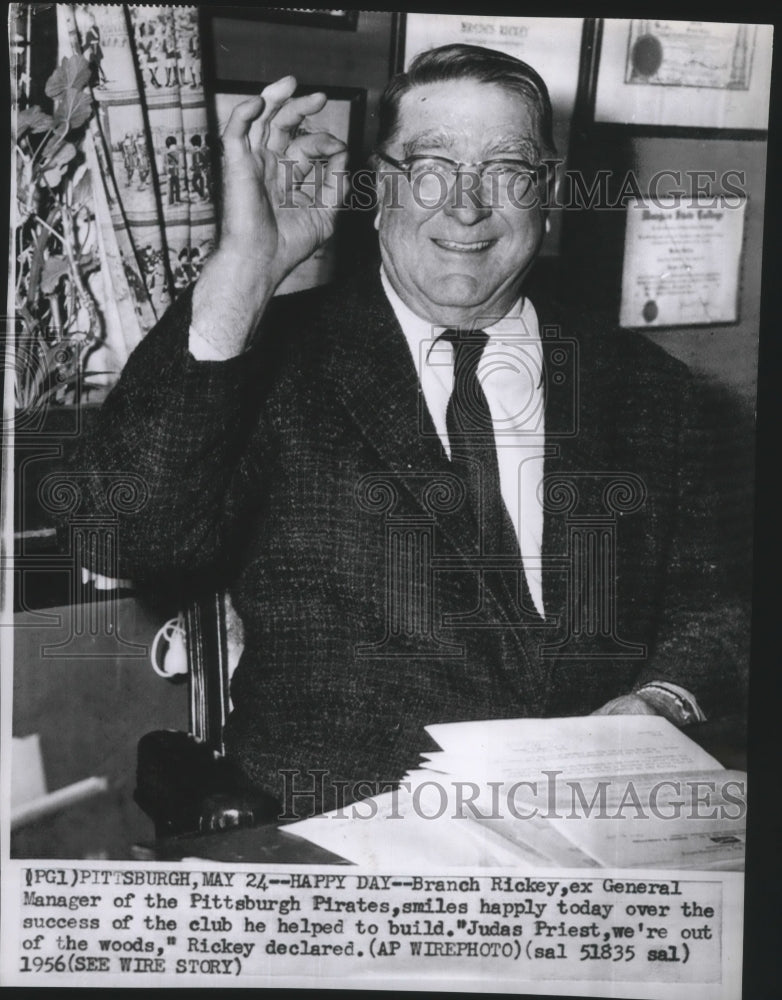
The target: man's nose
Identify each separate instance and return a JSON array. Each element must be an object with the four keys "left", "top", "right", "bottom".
[{"left": 443, "top": 170, "right": 492, "bottom": 223}]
